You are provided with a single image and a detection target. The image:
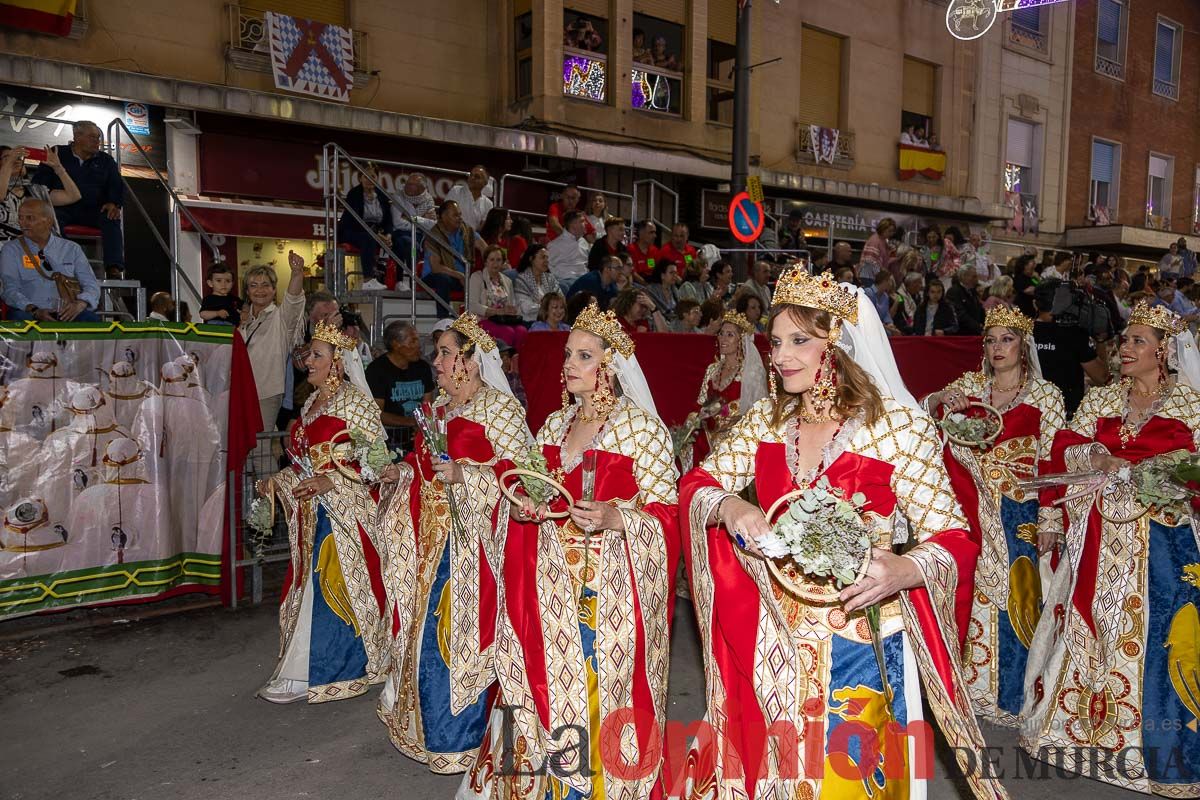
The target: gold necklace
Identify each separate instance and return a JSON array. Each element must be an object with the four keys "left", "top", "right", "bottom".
[{"left": 1128, "top": 379, "right": 1162, "bottom": 398}]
